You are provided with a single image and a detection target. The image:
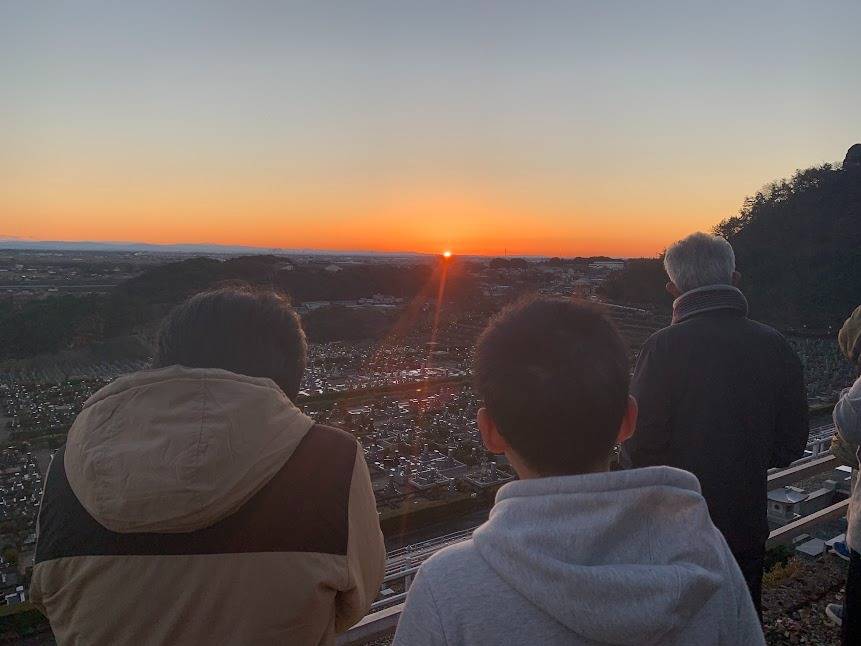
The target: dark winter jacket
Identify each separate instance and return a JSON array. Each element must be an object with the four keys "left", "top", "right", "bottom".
[{"left": 624, "top": 286, "right": 808, "bottom": 554}]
